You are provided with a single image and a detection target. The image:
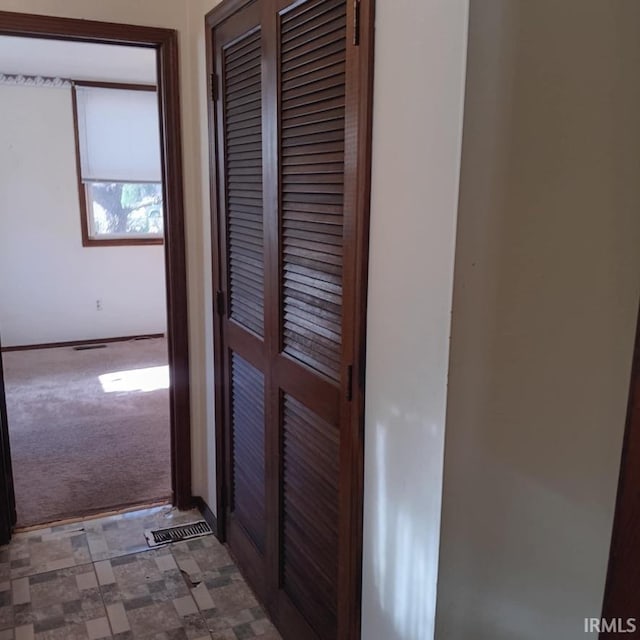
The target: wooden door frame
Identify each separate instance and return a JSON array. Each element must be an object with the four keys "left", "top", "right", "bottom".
[
  {"left": 600, "top": 302, "right": 640, "bottom": 636},
  {"left": 205, "top": 1, "right": 375, "bottom": 637},
  {"left": 0, "top": 11, "right": 192, "bottom": 511},
  {"left": 0, "top": 339, "right": 16, "bottom": 544}
]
